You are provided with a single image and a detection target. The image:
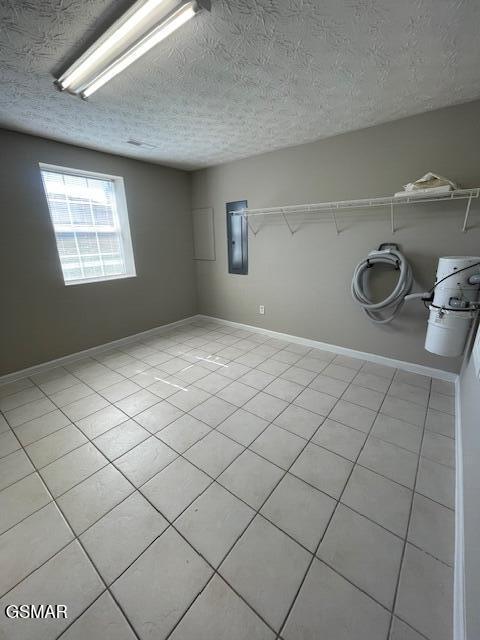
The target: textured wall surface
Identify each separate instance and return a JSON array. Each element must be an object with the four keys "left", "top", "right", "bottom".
[
  {"left": 1, "top": 0, "right": 480, "bottom": 168},
  {"left": 0, "top": 129, "right": 195, "bottom": 375},
  {"left": 192, "top": 100, "right": 480, "bottom": 373}
]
